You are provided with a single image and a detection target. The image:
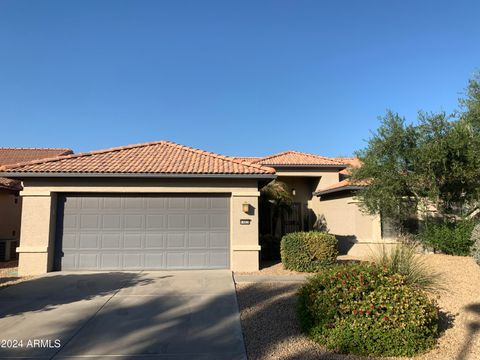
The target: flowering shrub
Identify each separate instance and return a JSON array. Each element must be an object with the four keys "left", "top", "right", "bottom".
[
  {"left": 280, "top": 231, "right": 338, "bottom": 272},
  {"left": 298, "top": 263, "right": 439, "bottom": 356}
]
